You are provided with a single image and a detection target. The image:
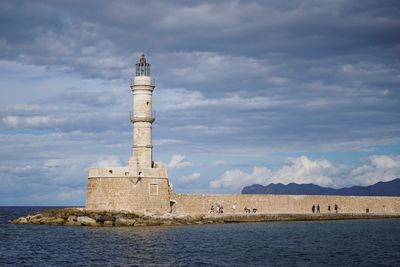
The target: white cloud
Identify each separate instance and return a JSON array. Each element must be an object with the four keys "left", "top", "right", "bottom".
[
  {"left": 273, "top": 156, "right": 343, "bottom": 187},
  {"left": 155, "top": 88, "right": 211, "bottom": 111},
  {"left": 153, "top": 139, "right": 184, "bottom": 146},
  {"left": 93, "top": 156, "right": 122, "bottom": 167},
  {"left": 210, "top": 167, "right": 273, "bottom": 191},
  {"left": 209, "top": 155, "right": 400, "bottom": 191},
  {"left": 43, "top": 159, "right": 72, "bottom": 168},
  {"left": 155, "top": 88, "right": 284, "bottom": 111},
  {"left": 212, "top": 160, "right": 227, "bottom": 166},
  {"left": 179, "top": 172, "right": 201, "bottom": 182},
  {"left": 12, "top": 104, "right": 40, "bottom": 112},
  {"left": 350, "top": 155, "right": 400, "bottom": 185},
  {"left": 2, "top": 115, "right": 65, "bottom": 128},
  {"left": 166, "top": 154, "right": 192, "bottom": 169}
]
